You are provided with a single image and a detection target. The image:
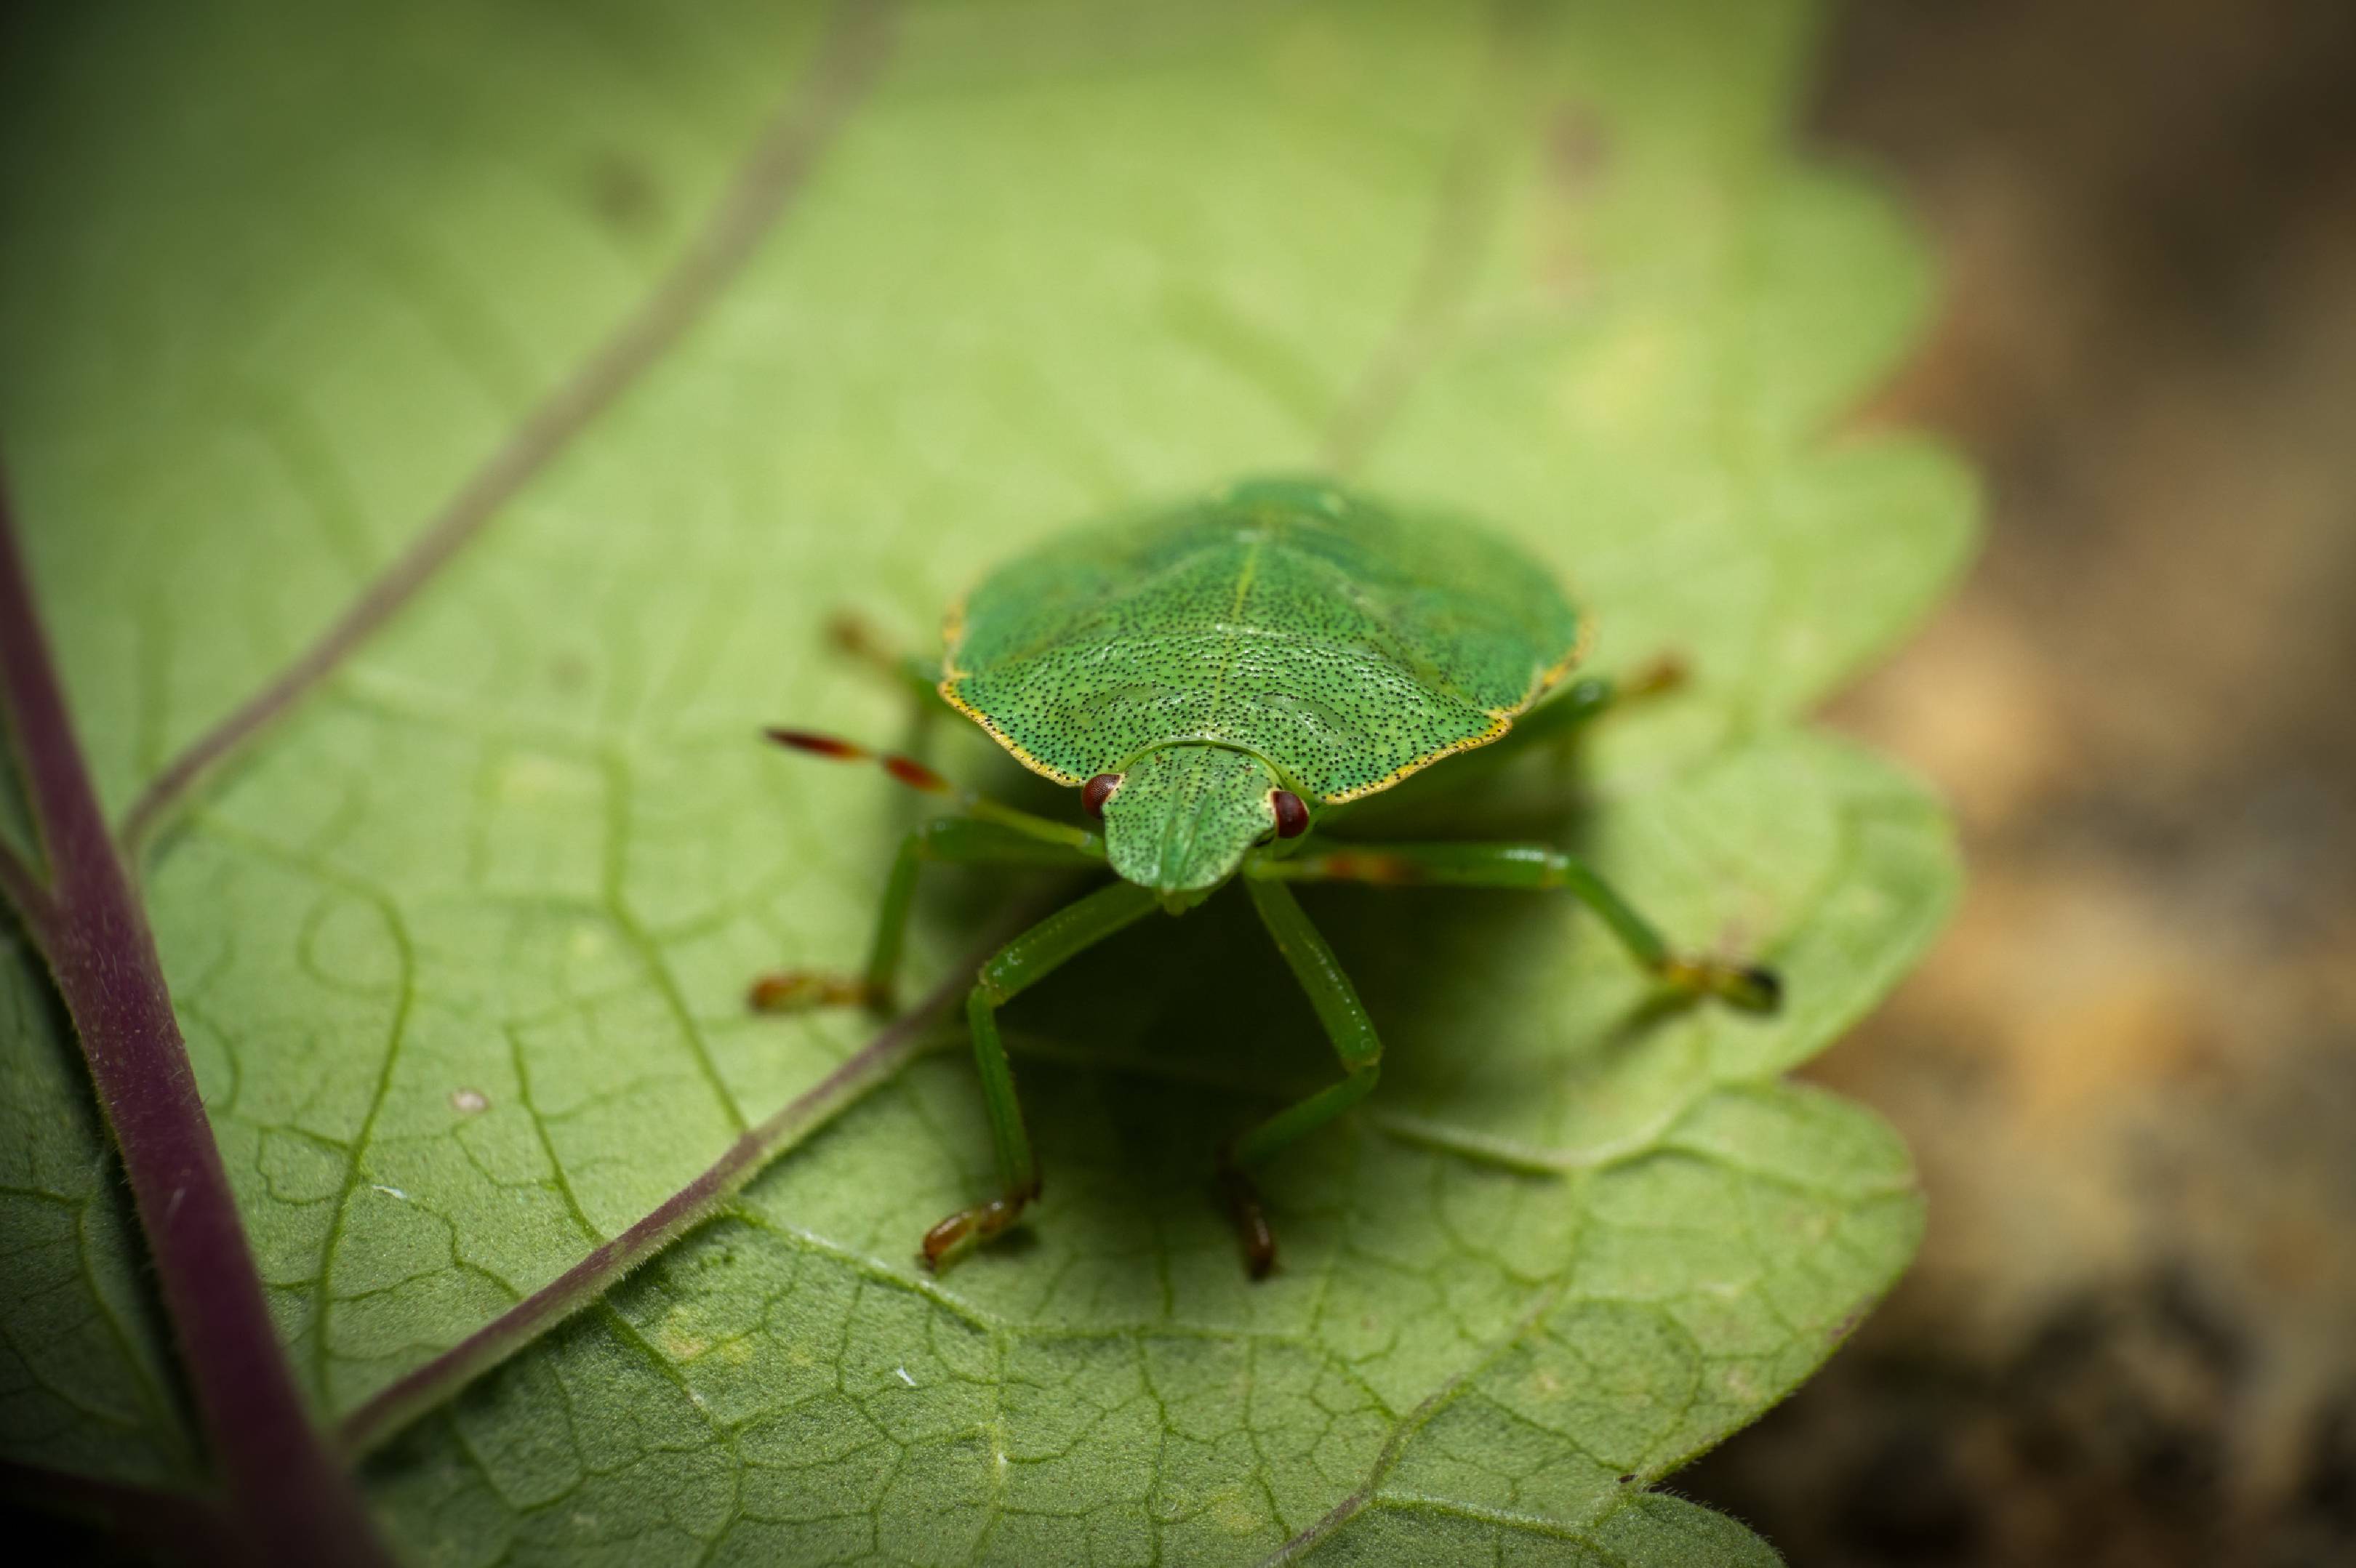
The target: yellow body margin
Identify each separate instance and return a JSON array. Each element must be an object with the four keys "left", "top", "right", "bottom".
[
  {"left": 1316, "top": 613, "right": 1593, "bottom": 805},
  {"left": 937, "top": 594, "right": 1089, "bottom": 787}
]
